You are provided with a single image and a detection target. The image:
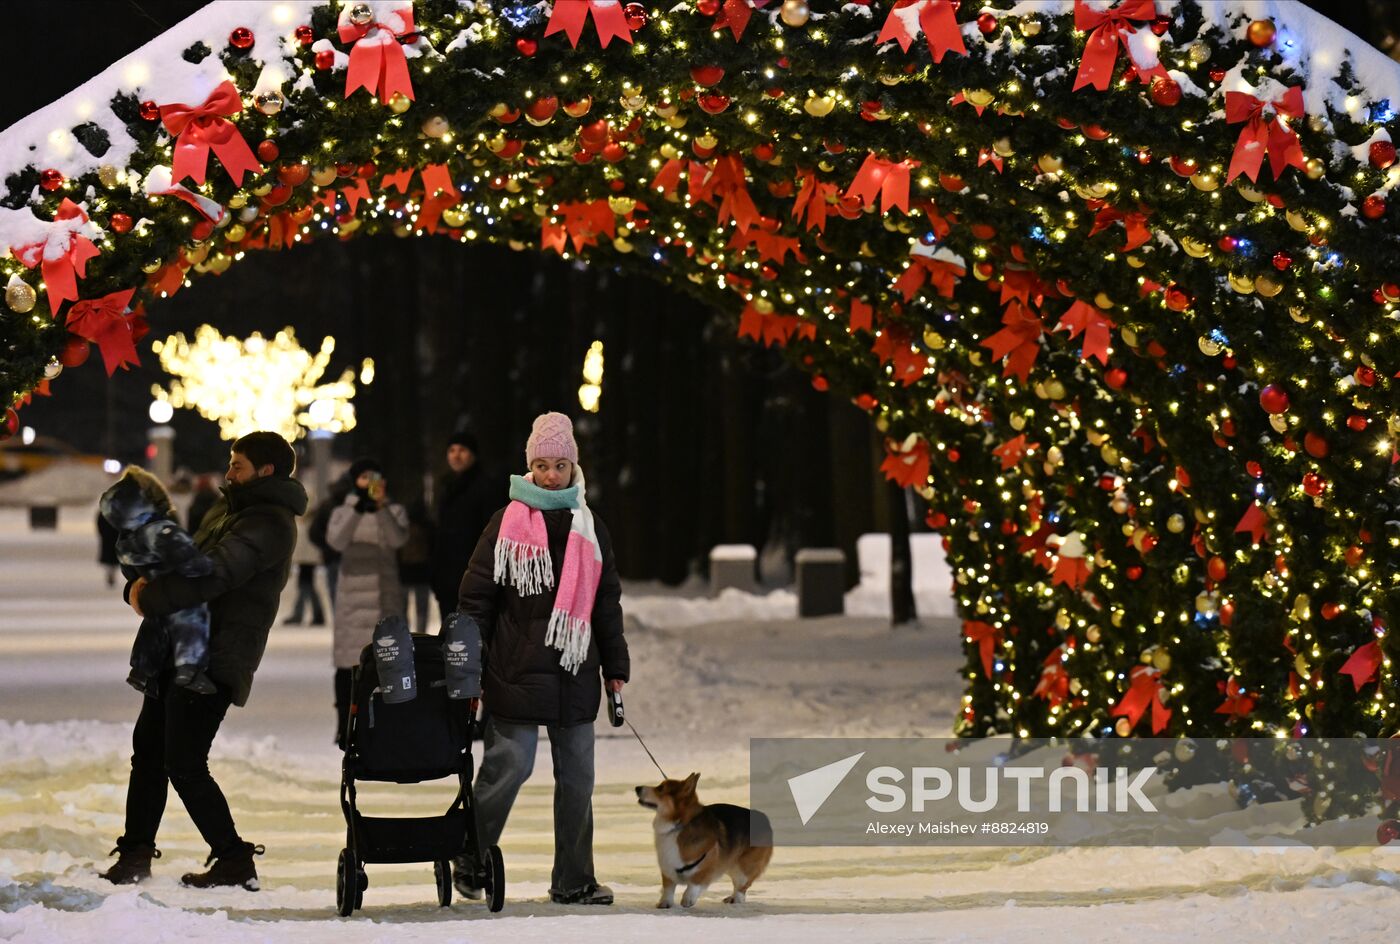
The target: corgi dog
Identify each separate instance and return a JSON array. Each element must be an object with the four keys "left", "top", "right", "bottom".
[{"left": 635, "top": 773, "right": 773, "bottom": 909}]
